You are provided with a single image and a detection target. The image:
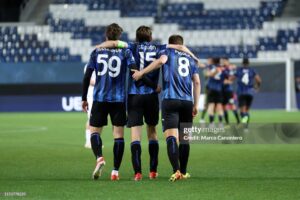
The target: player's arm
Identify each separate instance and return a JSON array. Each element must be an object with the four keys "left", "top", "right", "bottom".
[
  {"left": 167, "top": 44, "right": 205, "bottom": 68},
  {"left": 95, "top": 40, "right": 128, "bottom": 49},
  {"left": 206, "top": 67, "right": 219, "bottom": 77},
  {"left": 192, "top": 74, "right": 201, "bottom": 117},
  {"left": 129, "top": 63, "right": 159, "bottom": 91},
  {"left": 132, "top": 55, "right": 168, "bottom": 81},
  {"left": 82, "top": 67, "right": 94, "bottom": 112},
  {"left": 254, "top": 74, "right": 262, "bottom": 90},
  {"left": 90, "top": 79, "right": 95, "bottom": 86}
]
